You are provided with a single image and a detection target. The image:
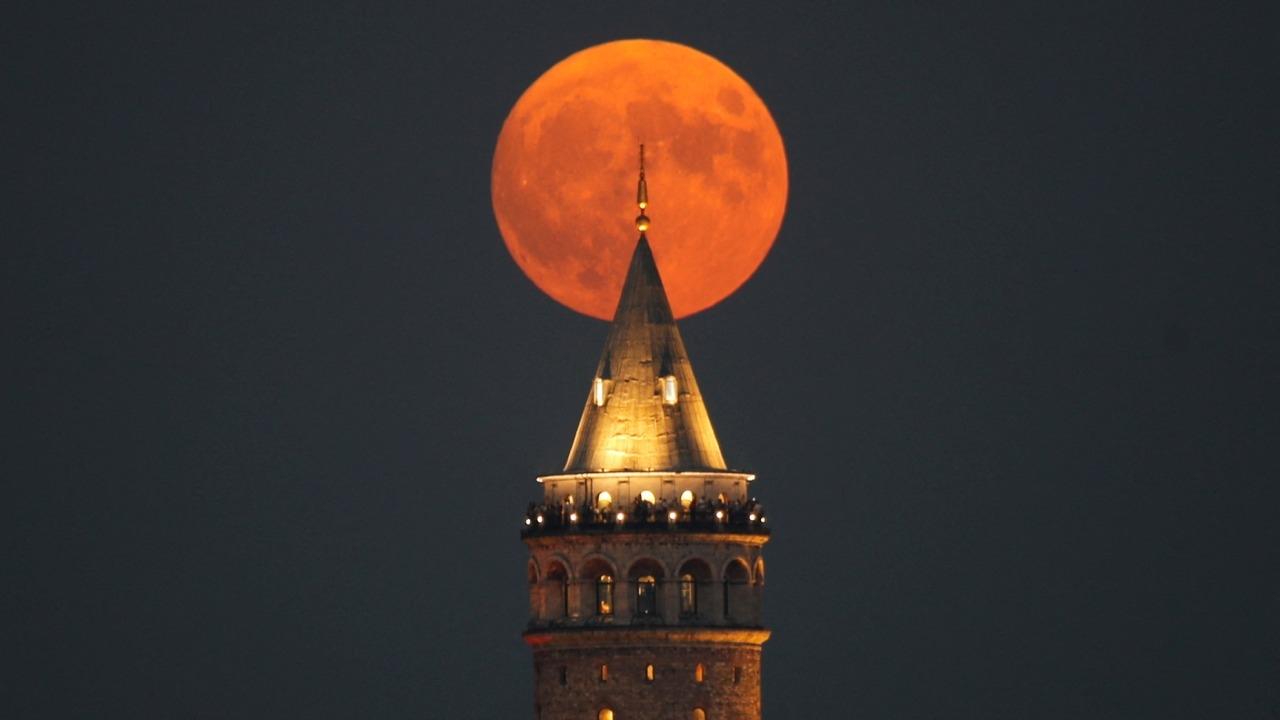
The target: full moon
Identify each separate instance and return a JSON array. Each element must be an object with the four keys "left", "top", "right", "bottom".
[{"left": 492, "top": 39, "right": 788, "bottom": 320}]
